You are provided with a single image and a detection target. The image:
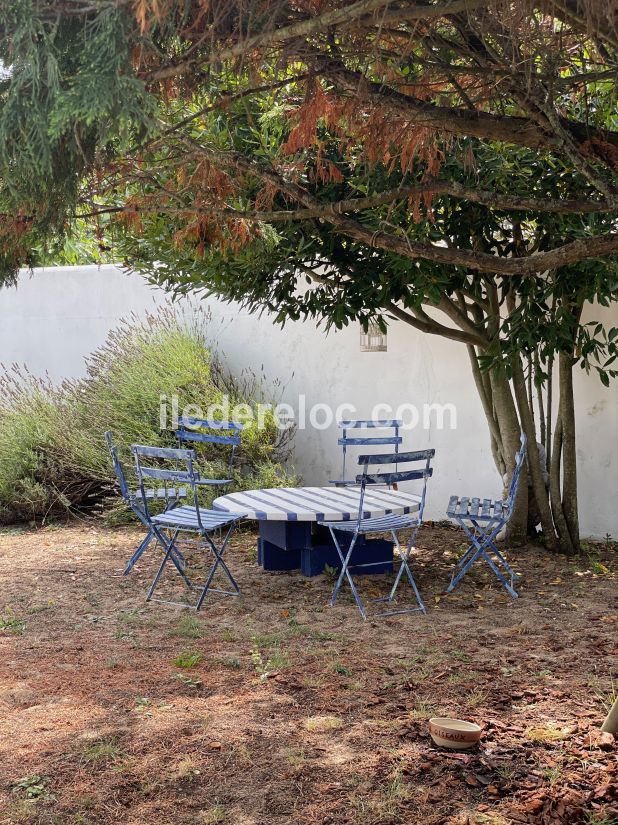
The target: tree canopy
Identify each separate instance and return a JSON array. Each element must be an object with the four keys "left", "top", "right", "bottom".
[
  {"left": 0, "top": 0, "right": 616, "bottom": 284},
  {"left": 1, "top": 0, "right": 617, "bottom": 552}
]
